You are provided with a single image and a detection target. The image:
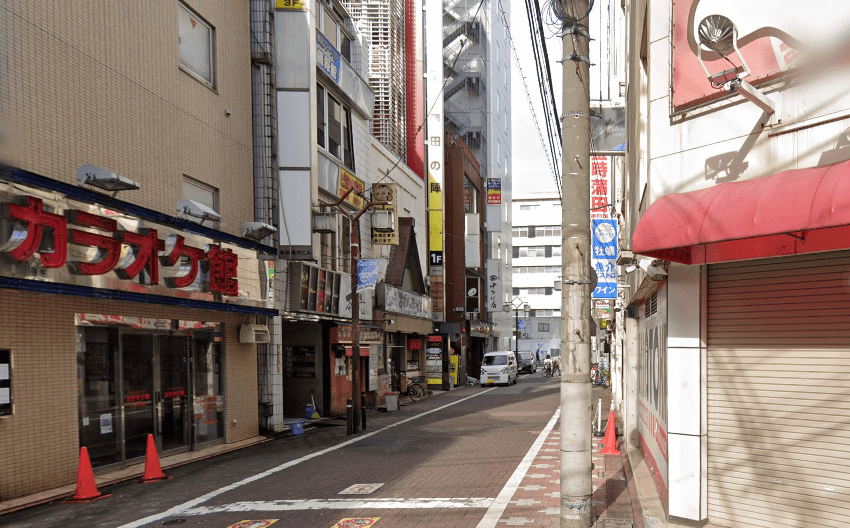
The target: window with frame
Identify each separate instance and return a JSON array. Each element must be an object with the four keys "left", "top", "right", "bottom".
[
  {"left": 538, "top": 323, "right": 550, "bottom": 332},
  {"left": 317, "top": 84, "right": 355, "bottom": 170},
  {"left": 183, "top": 177, "right": 219, "bottom": 226},
  {"left": 512, "top": 226, "right": 528, "bottom": 238},
  {"left": 316, "top": 5, "right": 353, "bottom": 63},
  {"left": 464, "top": 176, "right": 479, "bottom": 213},
  {"left": 518, "top": 246, "right": 545, "bottom": 258},
  {"left": 178, "top": 2, "right": 215, "bottom": 86}
]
